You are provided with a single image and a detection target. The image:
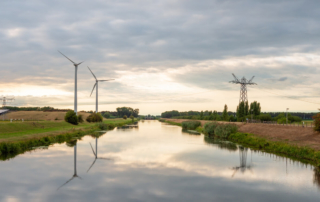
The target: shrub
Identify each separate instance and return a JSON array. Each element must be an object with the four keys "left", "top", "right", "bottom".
[
  {"left": 203, "top": 122, "right": 219, "bottom": 135},
  {"left": 130, "top": 115, "right": 134, "bottom": 122},
  {"left": 181, "top": 121, "right": 201, "bottom": 130},
  {"left": 123, "top": 115, "right": 127, "bottom": 119},
  {"left": 313, "top": 113, "right": 320, "bottom": 132},
  {"left": 97, "top": 123, "right": 116, "bottom": 130},
  {"left": 214, "top": 124, "right": 238, "bottom": 138},
  {"left": 86, "top": 112, "right": 103, "bottom": 123},
  {"left": 78, "top": 115, "right": 84, "bottom": 123},
  {"left": 64, "top": 110, "right": 78, "bottom": 125},
  {"left": 277, "top": 117, "right": 287, "bottom": 124}
]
